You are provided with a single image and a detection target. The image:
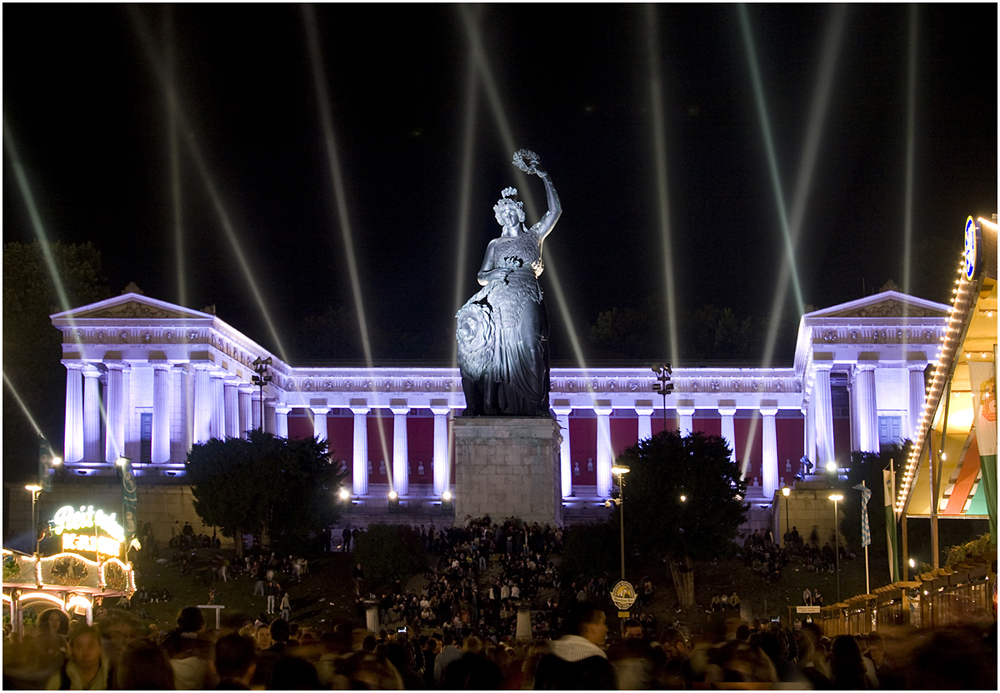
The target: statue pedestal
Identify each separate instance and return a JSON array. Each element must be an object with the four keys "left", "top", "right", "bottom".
[{"left": 453, "top": 417, "right": 563, "bottom": 526}]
